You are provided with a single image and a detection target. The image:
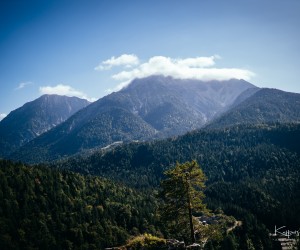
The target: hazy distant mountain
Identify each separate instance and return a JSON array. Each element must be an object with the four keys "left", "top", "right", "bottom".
[
  {"left": 0, "top": 95, "right": 90, "bottom": 157},
  {"left": 11, "top": 76, "right": 256, "bottom": 163},
  {"left": 207, "top": 88, "right": 300, "bottom": 129}
]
